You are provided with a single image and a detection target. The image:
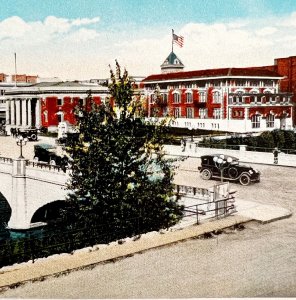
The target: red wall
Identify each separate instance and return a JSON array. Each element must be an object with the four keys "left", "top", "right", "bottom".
[{"left": 41, "top": 96, "right": 102, "bottom": 127}]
